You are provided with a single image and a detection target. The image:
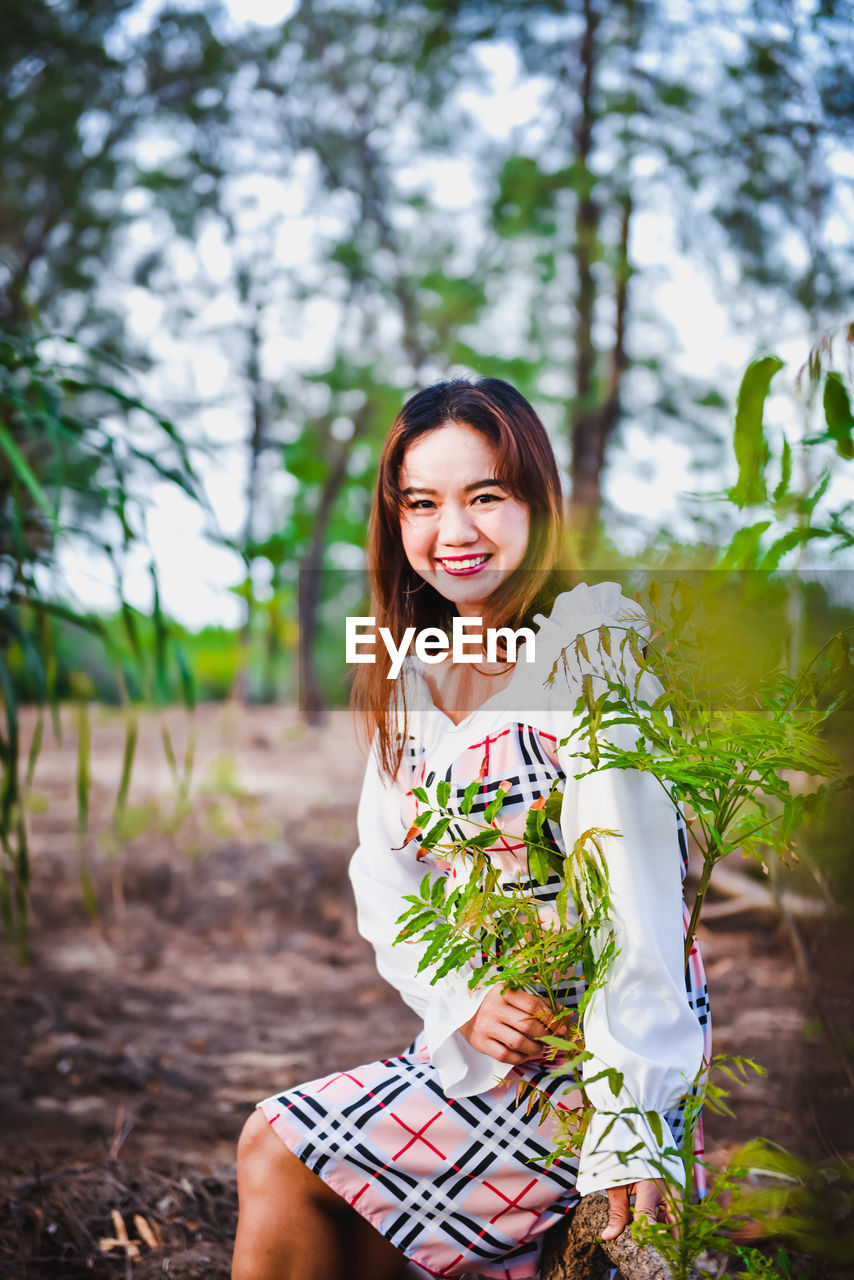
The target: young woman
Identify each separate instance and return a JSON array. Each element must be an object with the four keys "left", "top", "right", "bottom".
[{"left": 232, "top": 378, "right": 710, "bottom": 1280}]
